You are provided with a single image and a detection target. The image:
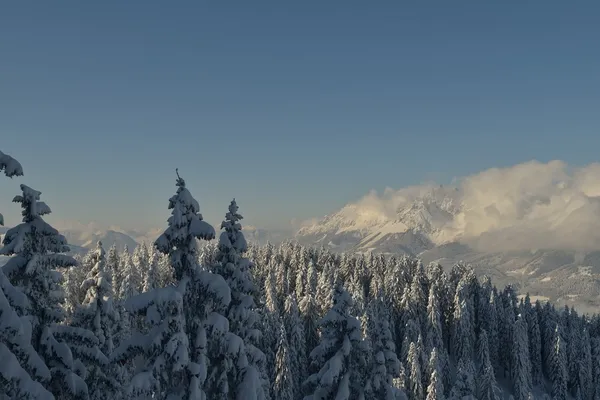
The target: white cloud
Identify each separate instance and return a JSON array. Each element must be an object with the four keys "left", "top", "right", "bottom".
[{"left": 314, "top": 160, "right": 600, "bottom": 252}]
